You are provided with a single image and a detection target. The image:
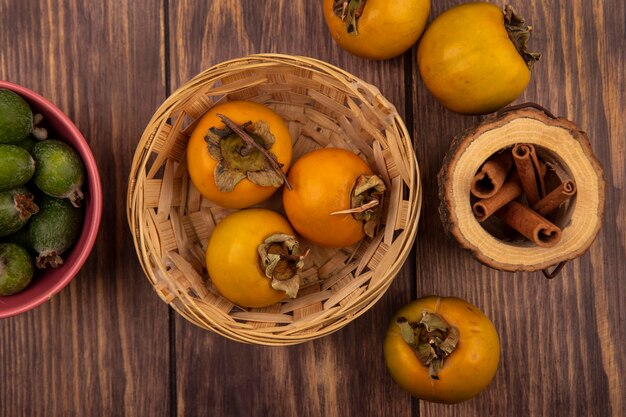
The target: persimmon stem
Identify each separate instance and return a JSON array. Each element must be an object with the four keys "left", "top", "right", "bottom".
[
  {"left": 333, "top": 0, "right": 367, "bottom": 35},
  {"left": 340, "top": 0, "right": 349, "bottom": 20},
  {"left": 279, "top": 247, "right": 311, "bottom": 263},
  {"left": 330, "top": 199, "right": 379, "bottom": 215},
  {"left": 217, "top": 113, "right": 292, "bottom": 190}
]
